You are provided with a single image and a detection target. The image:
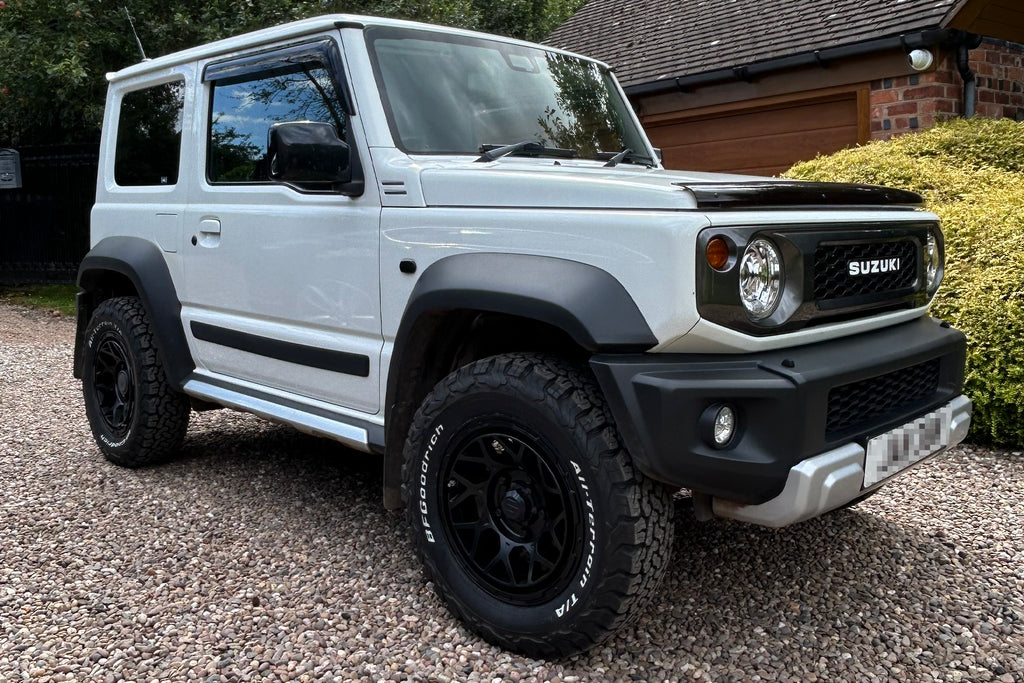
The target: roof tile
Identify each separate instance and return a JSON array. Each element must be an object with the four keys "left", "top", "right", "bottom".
[{"left": 547, "top": 0, "right": 959, "bottom": 87}]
